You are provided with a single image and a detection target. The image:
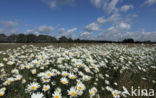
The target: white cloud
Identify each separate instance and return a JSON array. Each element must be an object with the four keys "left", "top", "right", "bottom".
[
  {"left": 118, "top": 22, "right": 131, "bottom": 30},
  {"left": 85, "top": 23, "right": 100, "bottom": 32},
  {"left": 44, "top": 0, "right": 75, "bottom": 8},
  {"left": 0, "top": 20, "right": 19, "bottom": 35},
  {"left": 97, "top": 23, "right": 131, "bottom": 41},
  {"left": 106, "top": 0, "right": 119, "bottom": 14},
  {"left": 50, "top": 1, "right": 57, "bottom": 8},
  {"left": 0, "top": 20, "right": 19, "bottom": 28},
  {"left": 90, "top": 0, "right": 101, "bottom": 8},
  {"left": 84, "top": 11, "right": 135, "bottom": 41},
  {"left": 96, "top": 26, "right": 156, "bottom": 41},
  {"left": 57, "top": 27, "right": 77, "bottom": 38},
  {"left": 80, "top": 32, "right": 93, "bottom": 39},
  {"left": 90, "top": 0, "right": 120, "bottom": 14},
  {"left": 25, "top": 25, "right": 54, "bottom": 35},
  {"left": 85, "top": 16, "right": 108, "bottom": 32},
  {"left": 144, "top": 0, "right": 156, "bottom": 5},
  {"left": 122, "top": 31, "right": 156, "bottom": 41},
  {"left": 120, "top": 5, "right": 133, "bottom": 12}
]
